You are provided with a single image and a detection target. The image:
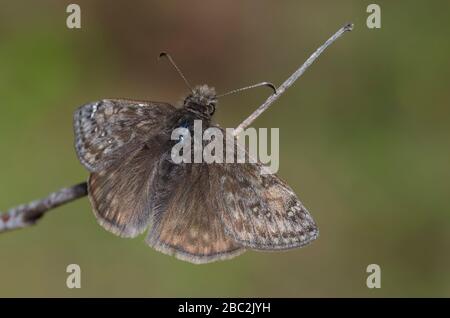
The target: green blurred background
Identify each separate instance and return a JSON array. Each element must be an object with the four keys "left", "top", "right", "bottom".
[{"left": 0, "top": 0, "right": 449, "bottom": 297}]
